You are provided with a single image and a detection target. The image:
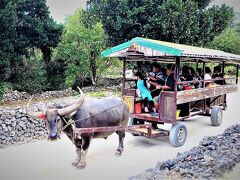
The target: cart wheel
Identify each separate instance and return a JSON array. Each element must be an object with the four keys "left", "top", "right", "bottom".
[
  {"left": 211, "top": 106, "right": 223, "bottom": 126},
  {"left": 169, "top": 122, "right": 187, "bottom": 147}
]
